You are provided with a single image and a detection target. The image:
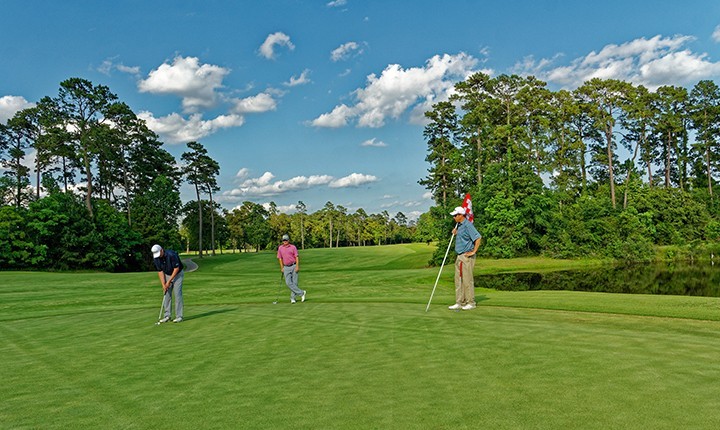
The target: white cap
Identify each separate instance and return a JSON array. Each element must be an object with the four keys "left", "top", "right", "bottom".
[
  {"left": 282, "top": 234, "right": 290, "bottom": 241},
  {"left": 151, "top": 244, "right": 163, "bottom": 258},
  {"left": 450, "top": 206, "right": 466, "bottom": 216}
]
